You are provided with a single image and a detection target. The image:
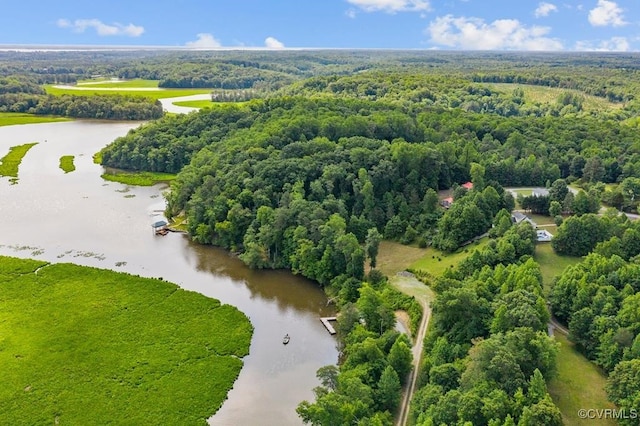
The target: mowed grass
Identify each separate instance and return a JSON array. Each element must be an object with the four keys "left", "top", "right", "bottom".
[
  {"left": 486, "top": 83, "right": 624, "bottom": 112},
  {"left": 0, "top": 142, "right": 38, "bottom": 180},
  {"left": 59, "top": 155, "right": 75, "bottom": 173},
  {"left": 0, "top": 112, "right": 69, "bottom": 127},
  {"left": 548, "top": 333, "right": 616, "bottom": 426},
  {"left": 44, "top": 85, "right": 212, "bottom": 100},
  {"left": 0, "top": 255, "right": 252, "bottom": 425},
  {"left": 409, "top": 238, "right": 490, "bottom": 278},
  {"left": 534, "top": 243, "right": 582, "bottom": 294},
  {"left": 101, "top": 169, "right": 177, "bottom": 186}
]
